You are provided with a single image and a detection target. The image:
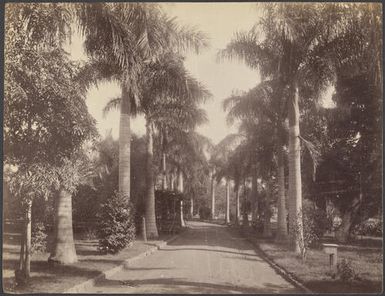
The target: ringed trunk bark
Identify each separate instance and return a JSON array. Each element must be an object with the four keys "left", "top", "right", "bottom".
[
  {"left": 288, "top": 83, "right": 303, "bottom": 253},
  {"left": 178, "top": 170, "right": 185, "bottom": 227},
  {"left": 144, "top": 120, "right": 158, "bottom": 239},
  {"left": 225, "top": 179, "right": 230, "bottom": 224},
  {"left": 49, "top": 188, "right": 77, "bottom": 264},
  {"left": 119, "top": 83, "right": 131, "bottom": 200},
  {"left": 276, "top": 146, "right": 288, "bottom": 241}
]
